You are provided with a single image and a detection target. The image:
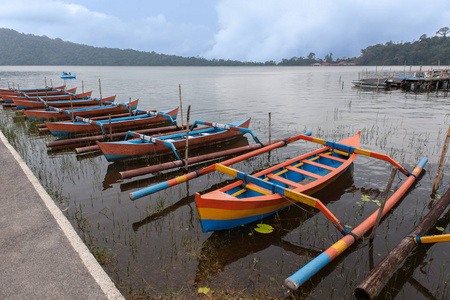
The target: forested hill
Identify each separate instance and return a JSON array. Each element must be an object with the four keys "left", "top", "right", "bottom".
[
  {"left": 1, "top": 27, "right": 449, "bottom": 66},
  {"left": 357, "top": 34, "right": 450, "bottom": 66},
  {"left": 0, "top": 28, "right": 262, "bottom": 66}
]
